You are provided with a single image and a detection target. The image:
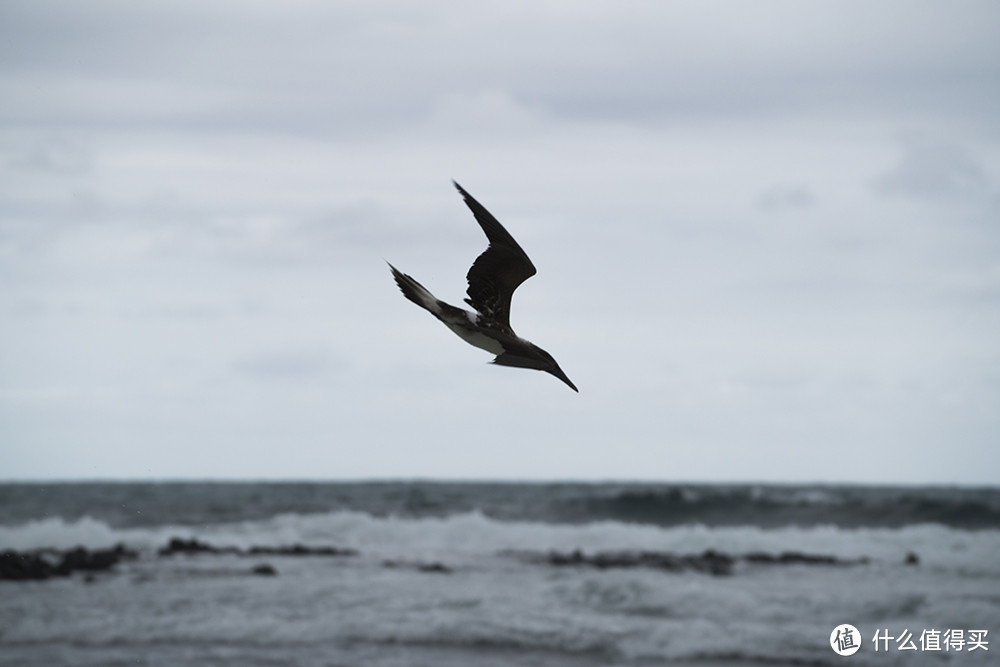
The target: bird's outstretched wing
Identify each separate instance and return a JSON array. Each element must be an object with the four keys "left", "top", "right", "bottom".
[{"left": 453, "top": 181, "right": 536, "bottom": 331}]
